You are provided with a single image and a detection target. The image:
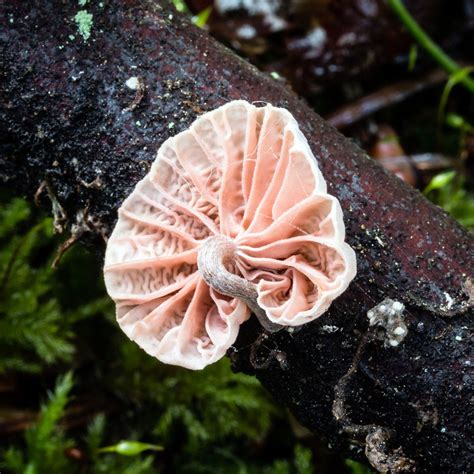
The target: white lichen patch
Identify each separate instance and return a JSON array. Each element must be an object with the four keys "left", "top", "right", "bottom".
[
  {"left": 367, "top": 298, "right": 407, "bottom": 348},
  {"left": 74, "top": 10, "right": 93, "bottom": 42},
  {"left": 443, "top": 292, "right": 454, "bottom": 310},
  {"left": 321, "top": 325, "right": 340, "bottom": 334},
  {"left": 125, "top": 77, "right": 140, "bottom": 90}
]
